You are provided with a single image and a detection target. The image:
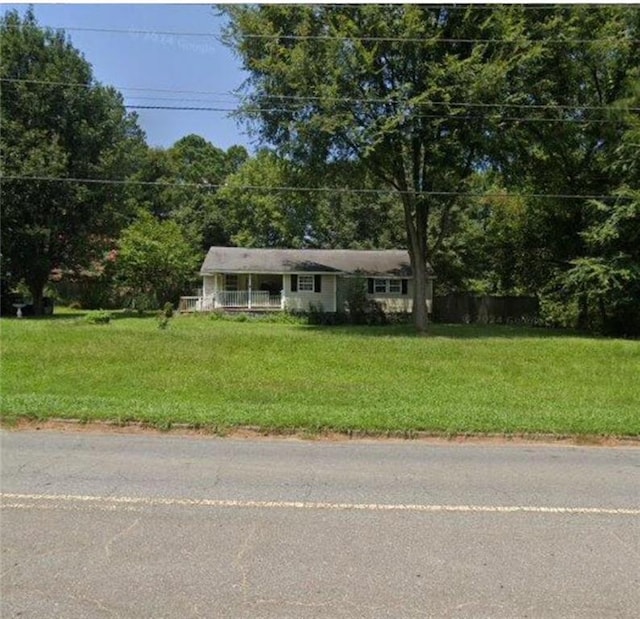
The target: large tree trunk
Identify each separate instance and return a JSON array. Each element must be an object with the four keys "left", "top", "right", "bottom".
[
  {"left": 27, "top": 268, "right": 49, "bottom": 316},
  {"left": 28, "top": 281, "right": 45, "bottom": 316},
  {"left": 403, "top": 195, "right": 430, "bottom": 333},
  {"left": 411, "top": 256, "right": 429, "bottom": 333},
  {"left": 577, "top": 293, "right": 589, "bottom": 331}
]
